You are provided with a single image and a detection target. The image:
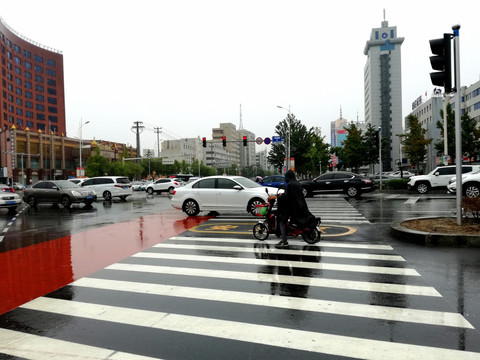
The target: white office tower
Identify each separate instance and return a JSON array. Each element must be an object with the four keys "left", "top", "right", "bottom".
[{"left": 364, "top": 18, "right": 404, "bottom": 171}]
